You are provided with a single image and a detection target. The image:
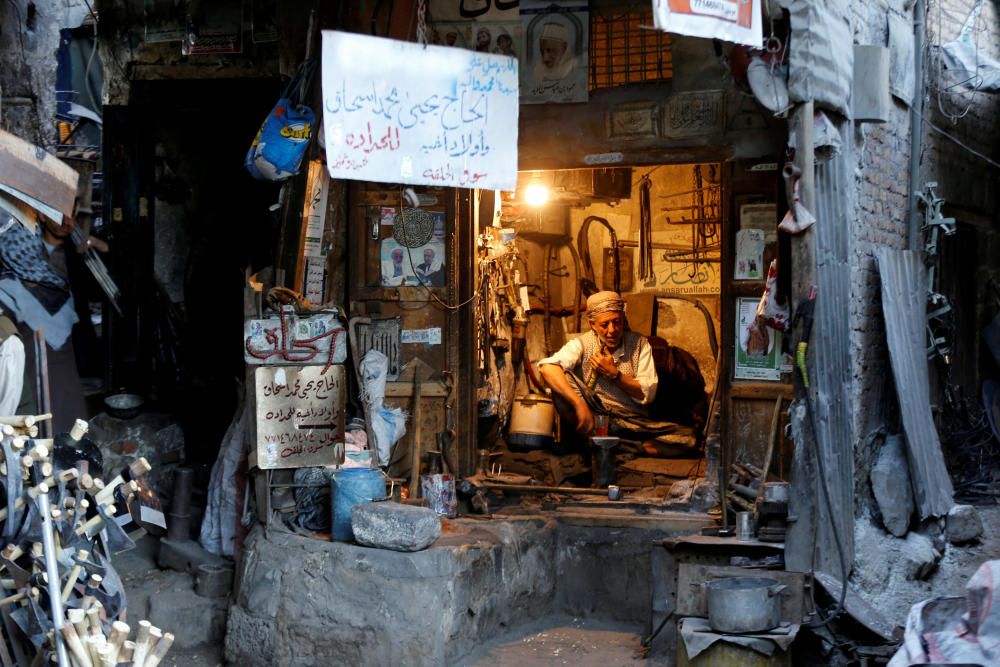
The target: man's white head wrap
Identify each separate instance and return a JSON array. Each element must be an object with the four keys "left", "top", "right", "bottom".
[
  {"left": 586, "top": 291, "right": 625, "bottom": 321},
  {"left": 539, "top": 22, "right": 569, "bottom": 44}
]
